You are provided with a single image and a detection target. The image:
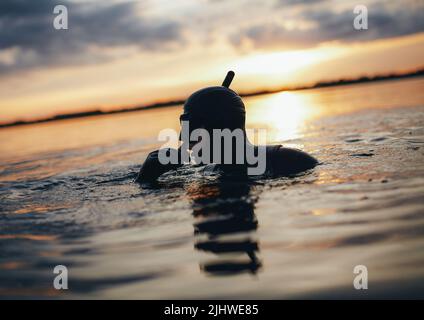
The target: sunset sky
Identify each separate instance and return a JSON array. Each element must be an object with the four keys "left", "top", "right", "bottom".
[{"left": 0, "top": 0, "right": 423, "bottom": 123}]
